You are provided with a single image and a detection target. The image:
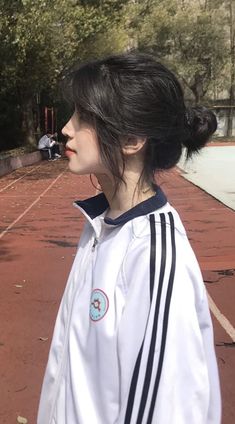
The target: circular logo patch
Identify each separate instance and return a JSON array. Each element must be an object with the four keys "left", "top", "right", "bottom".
[{"left": 90, "top": 289, "right": 109, "bottom": 322}]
